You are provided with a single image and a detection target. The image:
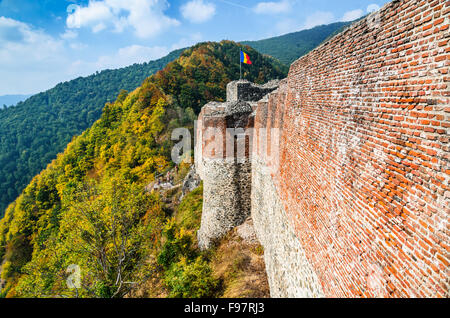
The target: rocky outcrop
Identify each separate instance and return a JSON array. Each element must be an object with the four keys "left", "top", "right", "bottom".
[
  {"left": 181, "top": 165, "right": 201, "bottom": 199},
  {"left": 235, "top": 218, "right": 258, "bottom": 245}
]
